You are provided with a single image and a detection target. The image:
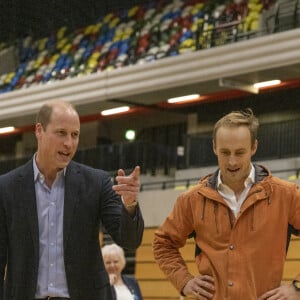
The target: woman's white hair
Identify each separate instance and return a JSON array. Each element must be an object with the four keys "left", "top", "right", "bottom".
[{"left": 102, "top": 243, "right": 126, "bottom": 270}]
